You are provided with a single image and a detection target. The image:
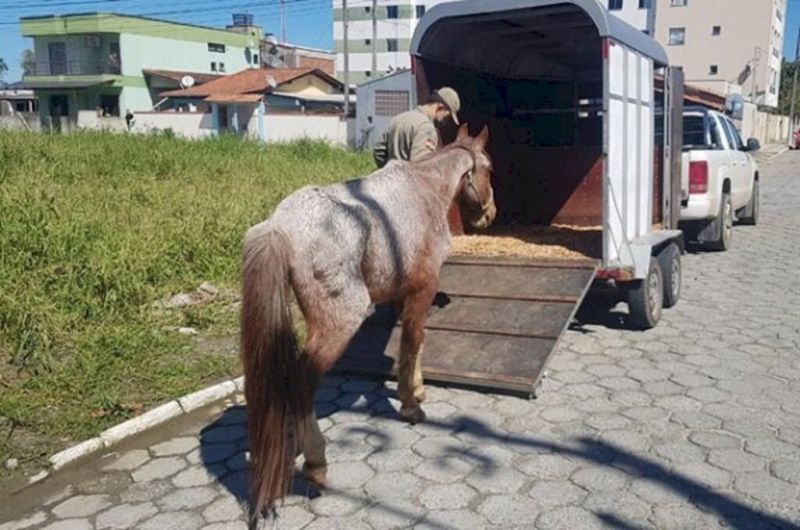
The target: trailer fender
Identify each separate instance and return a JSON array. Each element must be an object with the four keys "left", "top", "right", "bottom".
[{"left": 629, "top": 230, "right": 684, "bottom": 279}]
